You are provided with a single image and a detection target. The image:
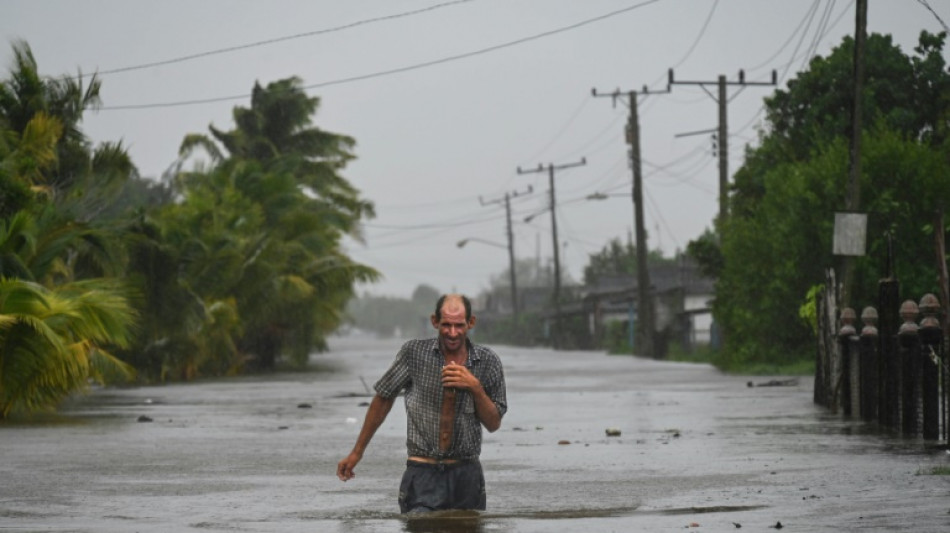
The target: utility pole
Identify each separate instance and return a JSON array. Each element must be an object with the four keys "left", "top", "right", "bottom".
[
  {"left": 668, "top": 69, "right": 777, "bottom": 227},
  {"left": 479, "top": 185, "right": 533, "bottom": 317},
  {"left": 591, "top": 85, "right": 668, "bottom": 358},
  {"left": 842, "top": 0, "right": 867, "bottom": 308},
  {"left": 517, "top": 158, "right": 586, "bottom": 349}
]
